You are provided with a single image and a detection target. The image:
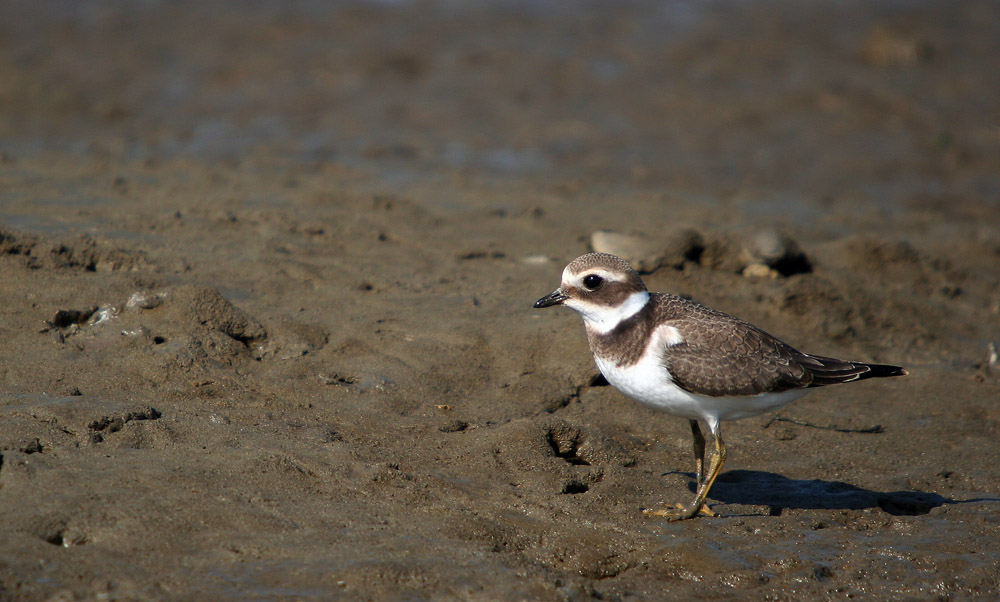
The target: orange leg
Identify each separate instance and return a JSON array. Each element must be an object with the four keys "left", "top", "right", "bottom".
[{"left": 645, "top": 421, "right": 726, "bottom": 521}]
